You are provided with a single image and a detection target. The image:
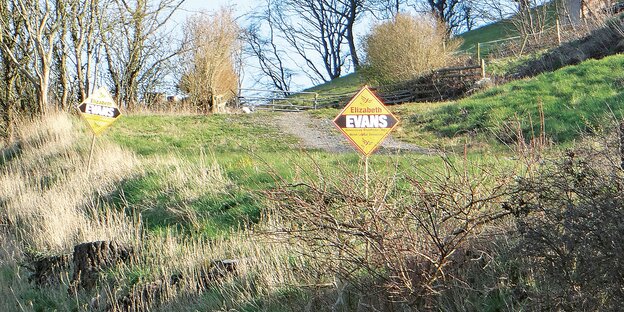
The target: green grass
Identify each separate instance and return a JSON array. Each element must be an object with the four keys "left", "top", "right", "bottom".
[
  {"left": 108, "top": 114, "right": 298, "bottom": 157},
  {"left": 106, "top": 114, "right": 299, "bottom": 235},
  {"left": 106, "top": 48, "right": 624, "bottom": 238},
  {"left": 459, "top": 19, "right": 516, "bottom": 52},
  {"left": 106, "top": 112, "right": 457, "bottom": 236},
  {"left": 303, "top": 72, "right": 365, "bottom": 94},
  {"left": 399, "top": 54, "right": 624, "bottom": 145}
]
